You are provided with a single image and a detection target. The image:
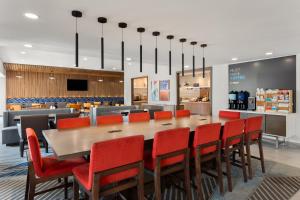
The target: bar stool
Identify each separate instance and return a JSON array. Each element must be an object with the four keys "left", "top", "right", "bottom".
[
  {"left": 245, "top": 116, "right": 265, "bottom": 179},
  {"left": 175, "top": 110, "right": 191, "bottom": 118},
  {"left": 193, "top": 123, "right": 223, "bottom": 199},
  {"left": 222, "top": 119, "right": 247, "bottom": 192},
  {"left": 144, "top": 128, "right": 191, "bottom": 200},
  {"left": 25, "top": 128, "right": 86, "bottom": 200},
  {"left": 128, "top": 112, "right": 150, "bottom": 123},
  {"left": 153, "top": 111, "right": 173, "bottom": 120},
  {"left": 96, "top": 114, "right": 123, "bottom": 125},
  {"left": 219, "top": 110, "right": 240, "bottom": 119},
  {"left": 57, "top": 117, "right": 90, "bottom": 130},
  {"left": 73, "top": 135, "right": 145, "bottom": 200}
]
